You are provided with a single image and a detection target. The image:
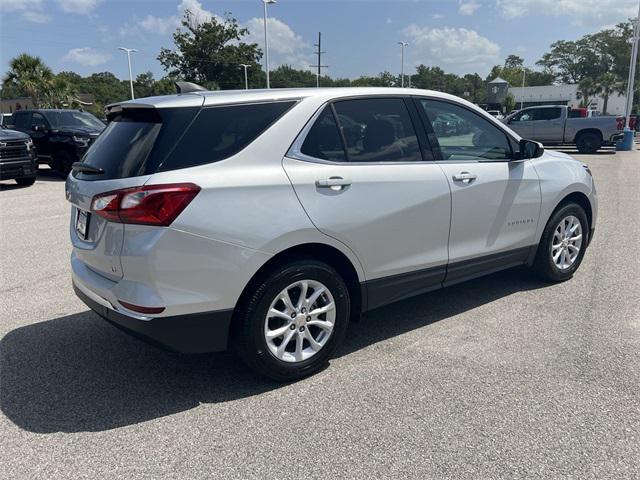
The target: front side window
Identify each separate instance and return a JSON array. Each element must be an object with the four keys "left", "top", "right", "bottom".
[
  {"left": 419, "top": 99, "right": 512, "bottom": 161},
  {"left": 512, "top": 110, "right": 535, "bottom": 122},
  {"left": 12, "top": 112, "right": 30, "bottom": 129},
  {"left": 31, "top": 113, "right": 48, "bottom": 129},
  {"left": 333, "top": 98, "right": 421, "bottom": 163}
]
